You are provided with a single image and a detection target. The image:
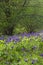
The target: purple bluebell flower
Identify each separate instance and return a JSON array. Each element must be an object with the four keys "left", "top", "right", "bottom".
[
  {"left": 6, "top": 38, "right": 11, "bottom": 43},
  {"left": 31, "top": 58, "right": 38, "bottom": 64},
  {"left": 15, "top": 39, "right": 20, "bottom": 43},
  {"left": 20, "top": 33, "right": 25, "bottom": 38},
  {"left": 5, "top": 35, "right": 20, "bottom": 43},
  {"left": 32, "top": 46, "right": 37, "bottom": 50},
  {"left": 0, "top": 35, "right": 4, "bottom": 40},
  {"left": 35, "top": 33, "right": 39, "bottom": 36},
  {"left": 32, "top": 60, "right": 35, "bottom": 64},
  {"left": 31, "top": 32, "right": 39, "bottom": 36},
  {"left": 6, "top": 36, "right": 12, "bottom": 42},
  {"left": 11, "top": 35, "right": 20, "bottom": 42},
  {"left": 31, "top": 32, "right": 35, "bottom": 36},
  {"left": 26, "top": 33, "right": 31, "bottom": 37},
  {"left": 40, "top": 53, "right": 43, "bottom": 57},
  {"left": 20, "top": 32, "right": 31, "bottom": 38}
]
